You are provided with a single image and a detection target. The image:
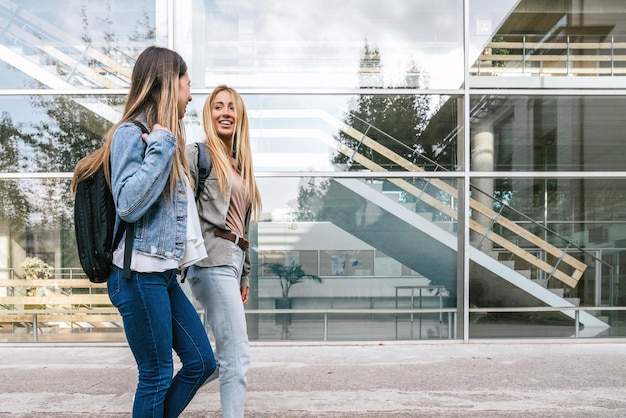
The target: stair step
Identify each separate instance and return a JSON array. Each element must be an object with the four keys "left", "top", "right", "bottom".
[
  {"left": 417, "top": 212, "right": 432, "bottom": 221},
  {"left": 500, "top": 260, "right": 515, "bottom": 269},
  {"left": 565, "top": 297, "right": 580, "bottom": 306},
  {"left": 548, "top": 288, "right": 565, "bottom": 297},
  {"left": 433, "top": 221, "right": 455, "bottom": 233},
  {"left": 401, "top": 202, "right": 416, "bottom": 211},
  {"left": 370, "top": 182, "right": 384, "bottom": 192}
]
